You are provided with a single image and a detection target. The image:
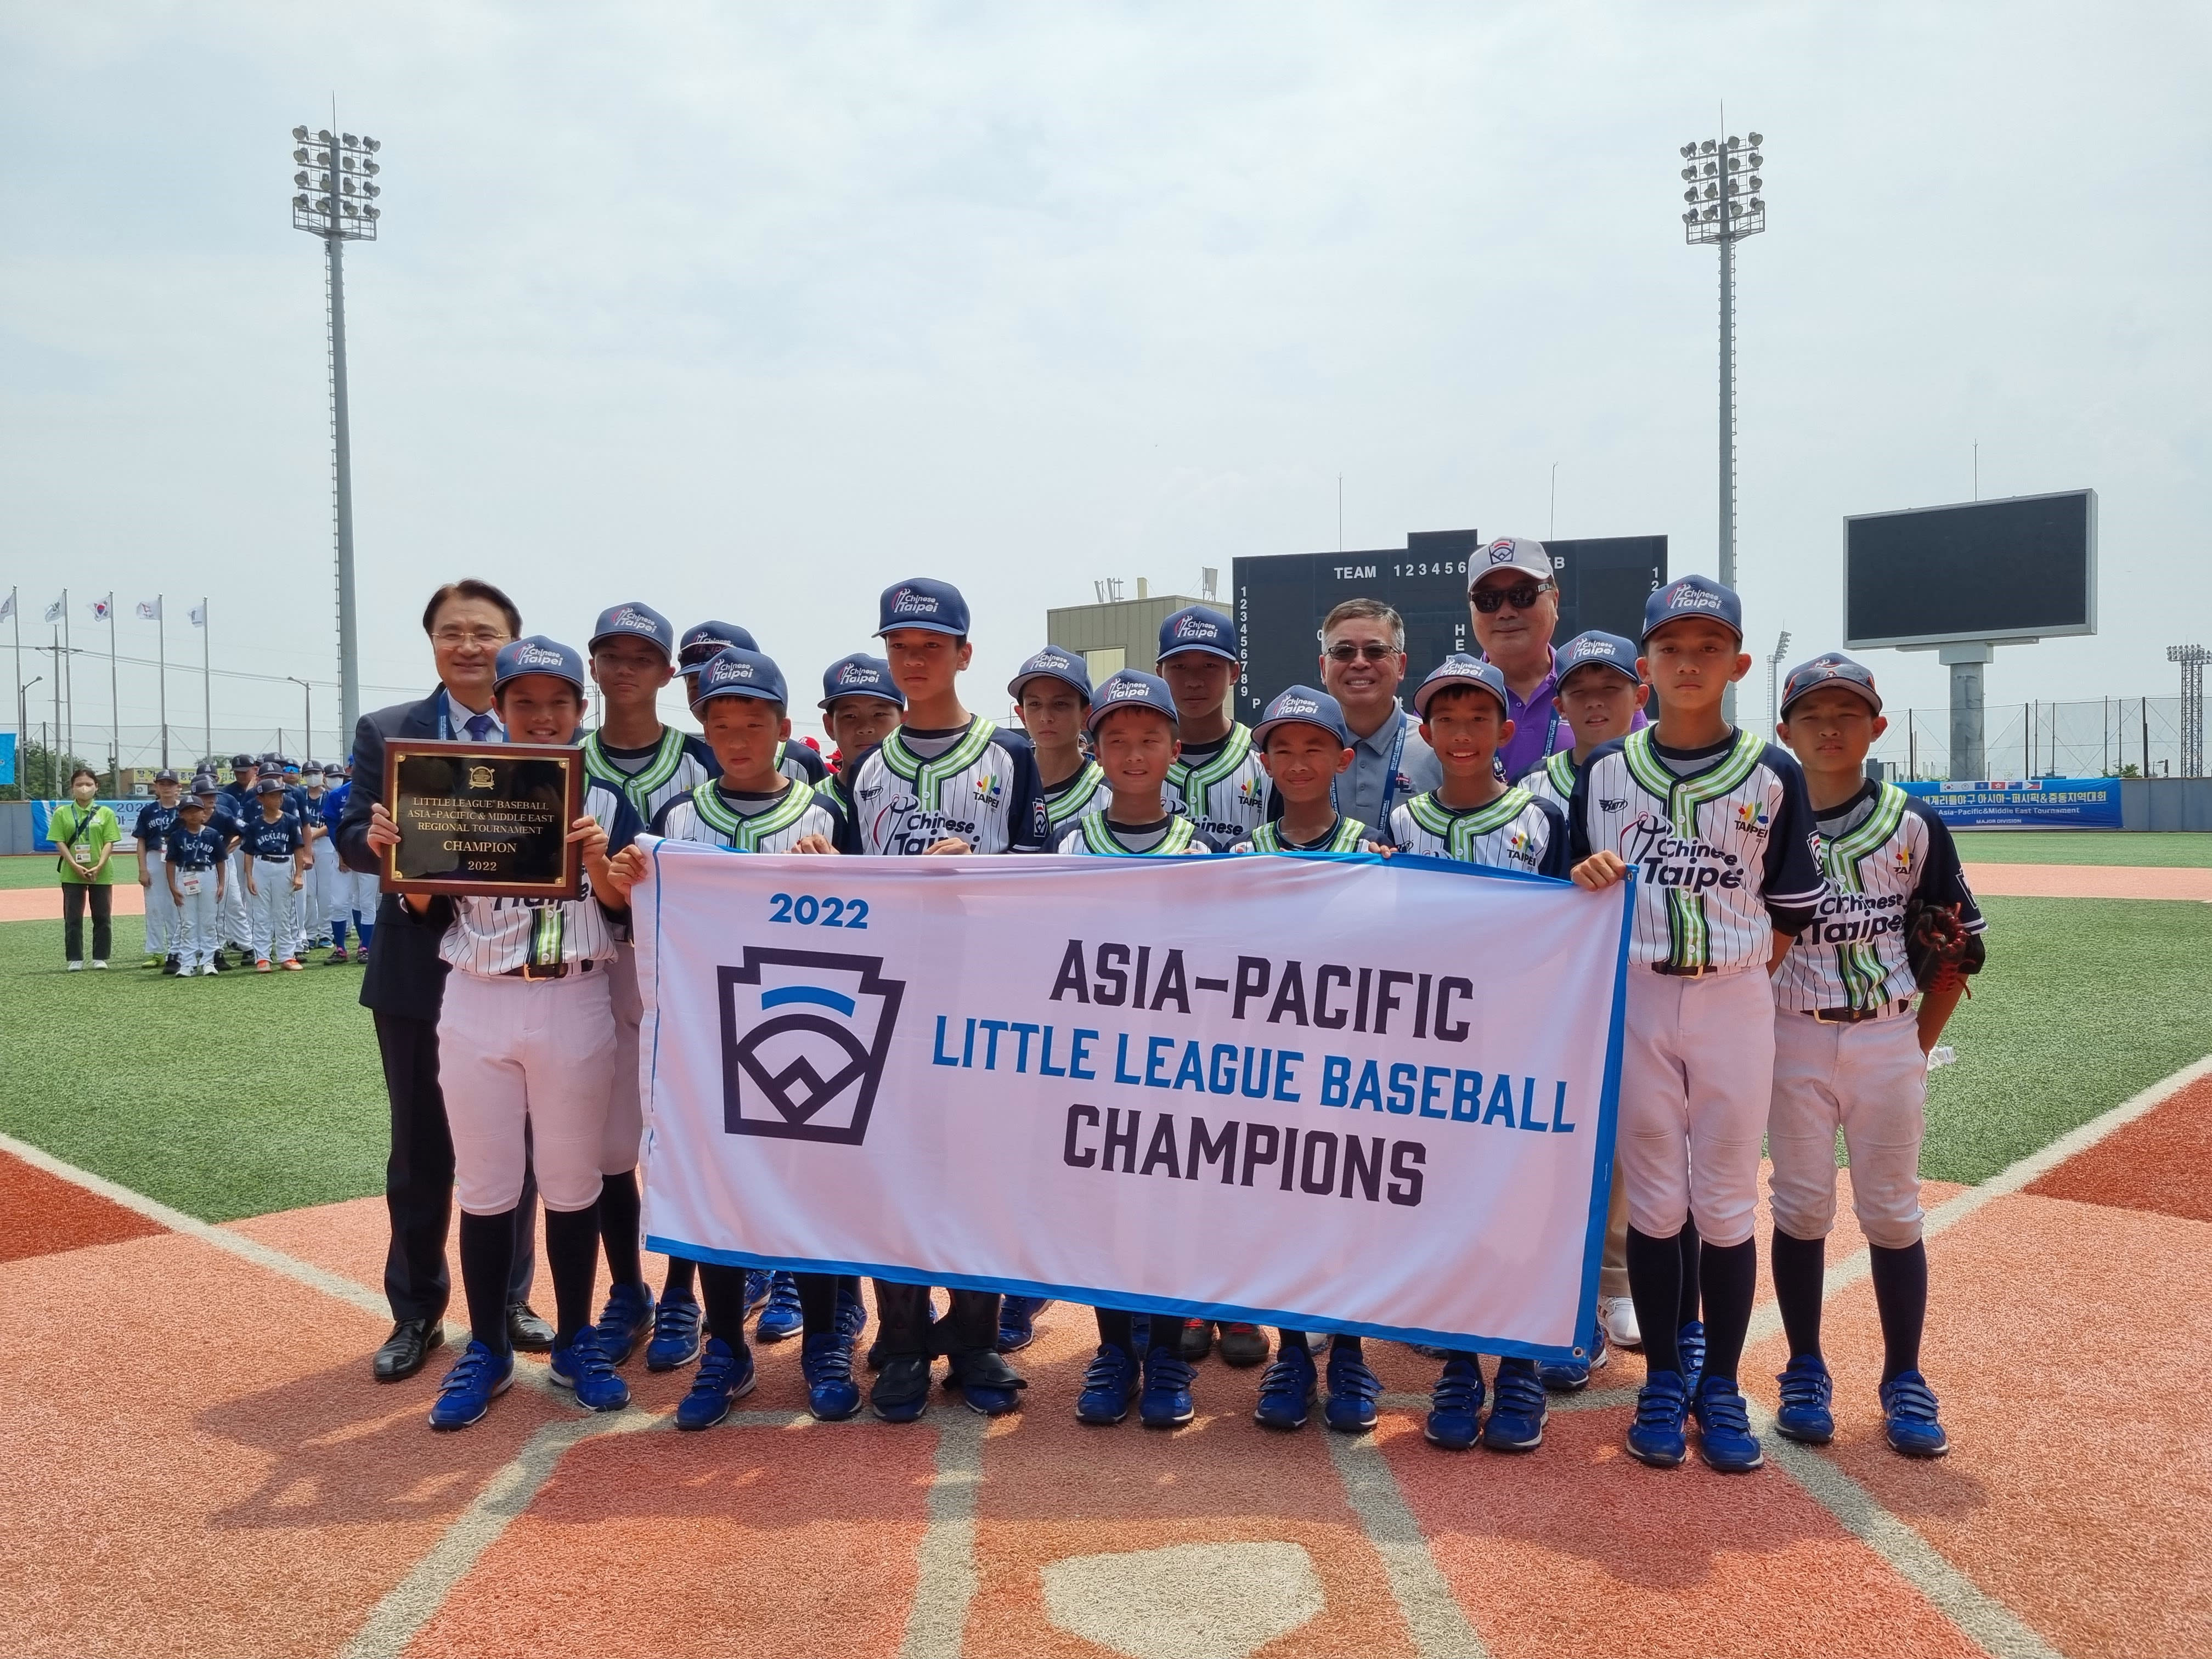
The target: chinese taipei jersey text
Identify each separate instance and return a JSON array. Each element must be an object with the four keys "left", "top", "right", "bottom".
[
  {"left": 1042, "top": 759, "right": 1110, "bottom": 832},
  {"left": 648, "top": 777, "right": 852, "bottom": 855},
  {"left": 1518, "top": 749, "right": 1579, "bottom": 811},
  {"left": 1231, "top": 815, "right": 1369, "bottom": 855},
  {"left": 848, "top": 718, "right": 1048, "bottom": 856},
  {"left": 1571, "top": 727, "right": 1826, "bottom": 972},
  {"left": 1165, "top": 724, "right": 1272, "bottom": 845},
  {"left": 1774, "top": 780, "right": 1985, "bottom": 1013},
  {"left": 583, "top": 726, "right": 720, "bottom": 823},
  {"left": 1384, "top": 787, "right": 1570, "bottom": 878},
  {"left": 439, "top": 779, "right": 644, "bottom": 975},
  {"left": 1053, "top": 812, "right": 1216, "bottom": 857}
]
